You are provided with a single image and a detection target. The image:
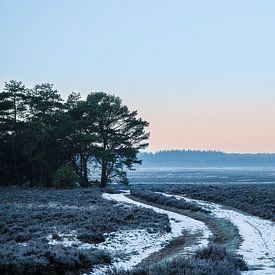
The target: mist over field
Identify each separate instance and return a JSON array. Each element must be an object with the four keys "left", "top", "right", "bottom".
[
  {"left": 127, "top": 151, "right": 275, "bottom": 186},
  {"left": 138, "top": 151, "right": 275, "bottom": 168}
]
